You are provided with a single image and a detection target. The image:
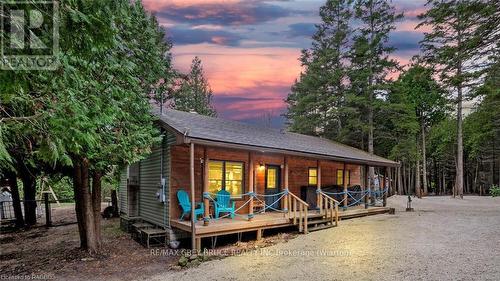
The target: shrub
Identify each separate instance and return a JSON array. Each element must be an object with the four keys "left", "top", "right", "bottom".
[{"left": 490, "top": 185, "right": 500, "bottom": 197}]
